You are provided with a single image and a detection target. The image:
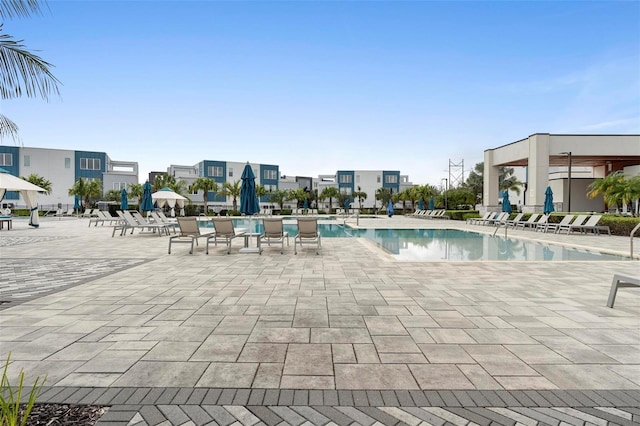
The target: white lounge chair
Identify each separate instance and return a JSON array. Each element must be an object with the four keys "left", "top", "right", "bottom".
[
  {"left": 607, "top": 274, "right": 640, "bottom": 307},
  {"left": 505, "top": 213, "right": 524, "bottom": 227},
  {"left": 544, "top": 214, "right": 575, "bottom": 233},
  {"left": 575, "top": 215, "right": 611, "bottom": 235},
  {"left": 560, "top": 214, "right": 589, "bottom": 234},
  {"left": 294, "top": 217, "right": 321, "bottom": 255},
  {"left": 259, "top": 217, "right": 289, "bottom": 254},
  {"left": 168, "top": 217, "right": 215, "bottom": 254},
  {"left": 533, "top": 214, "right": 551, "bottom": 231},
  {"left": 467, "top": 212, "right": 491, "bottom": 225},
  {"left": 513, "top": 213, "right": 539, "bottom": 229}
]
